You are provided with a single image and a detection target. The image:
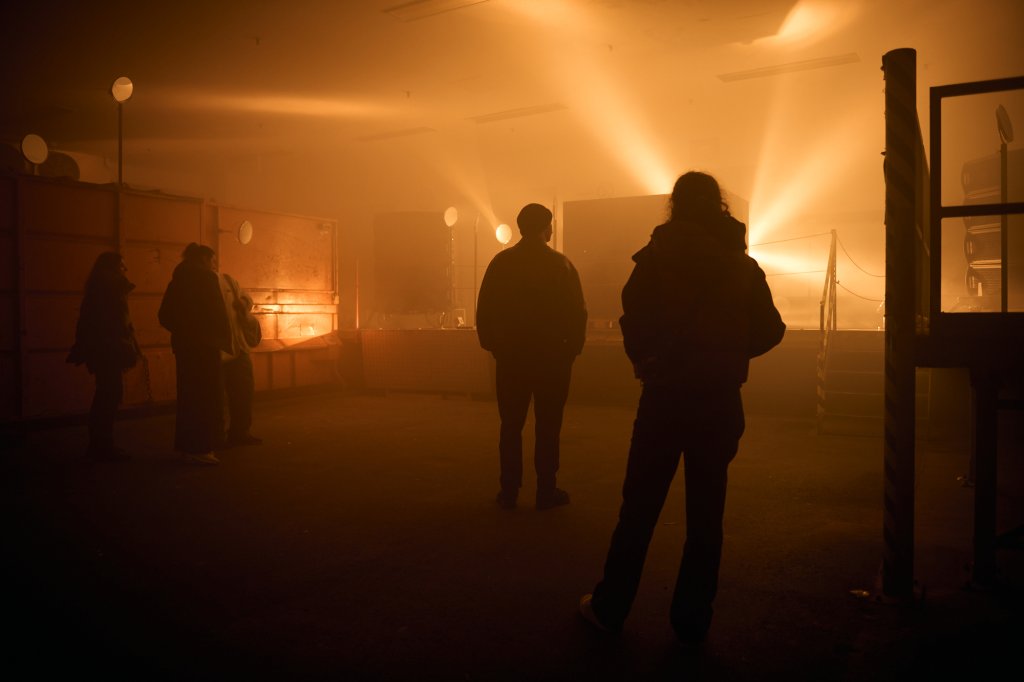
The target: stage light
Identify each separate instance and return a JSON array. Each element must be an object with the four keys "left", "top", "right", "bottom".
[
  {"left": 238, "top": 220, "right": 254, "bottom": 245},
  {"left": 996, "top": 104, "right": 1014, "bottom": 144},
  {"left": 444, "top": 206, "right": 459, "bottom": 227},
  {"left": 495, "top": 224, "right": 512, "bottom": 245},
  {"left": 111, "top": 76, "right": 133, "bottom": 103},
  {"left": 20, "top": 133, "right": 48, "bottom": 166}
]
